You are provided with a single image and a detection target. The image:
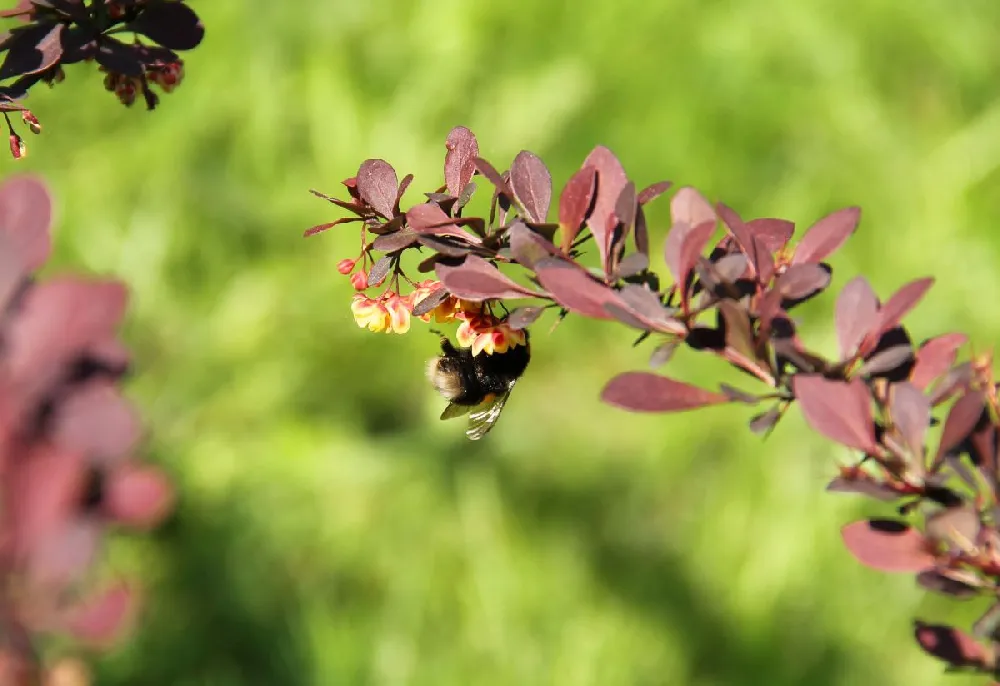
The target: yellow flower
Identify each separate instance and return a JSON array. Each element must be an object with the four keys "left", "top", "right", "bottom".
[
  {"left": 384, "top": 293, "right": 411, "bottom": 334},
  {"left": 456, "top": 315, "right": 526, "bottom": 355},
  {"left": 351, "top": 294, "right": 390, "bottom": 332}
]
